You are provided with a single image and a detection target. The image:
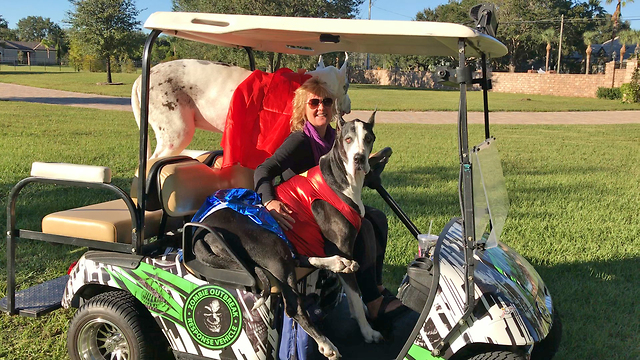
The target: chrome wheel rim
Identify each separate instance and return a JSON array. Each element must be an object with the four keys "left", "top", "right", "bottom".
[{"left": 77, "top": 318, "right": 130, "bottom": 360}]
